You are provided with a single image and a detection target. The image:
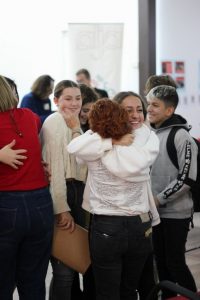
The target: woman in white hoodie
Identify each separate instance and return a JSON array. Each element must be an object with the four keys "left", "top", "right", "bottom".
[{"left": 67, "top": 99, "right": 159, "bottom": 300}]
